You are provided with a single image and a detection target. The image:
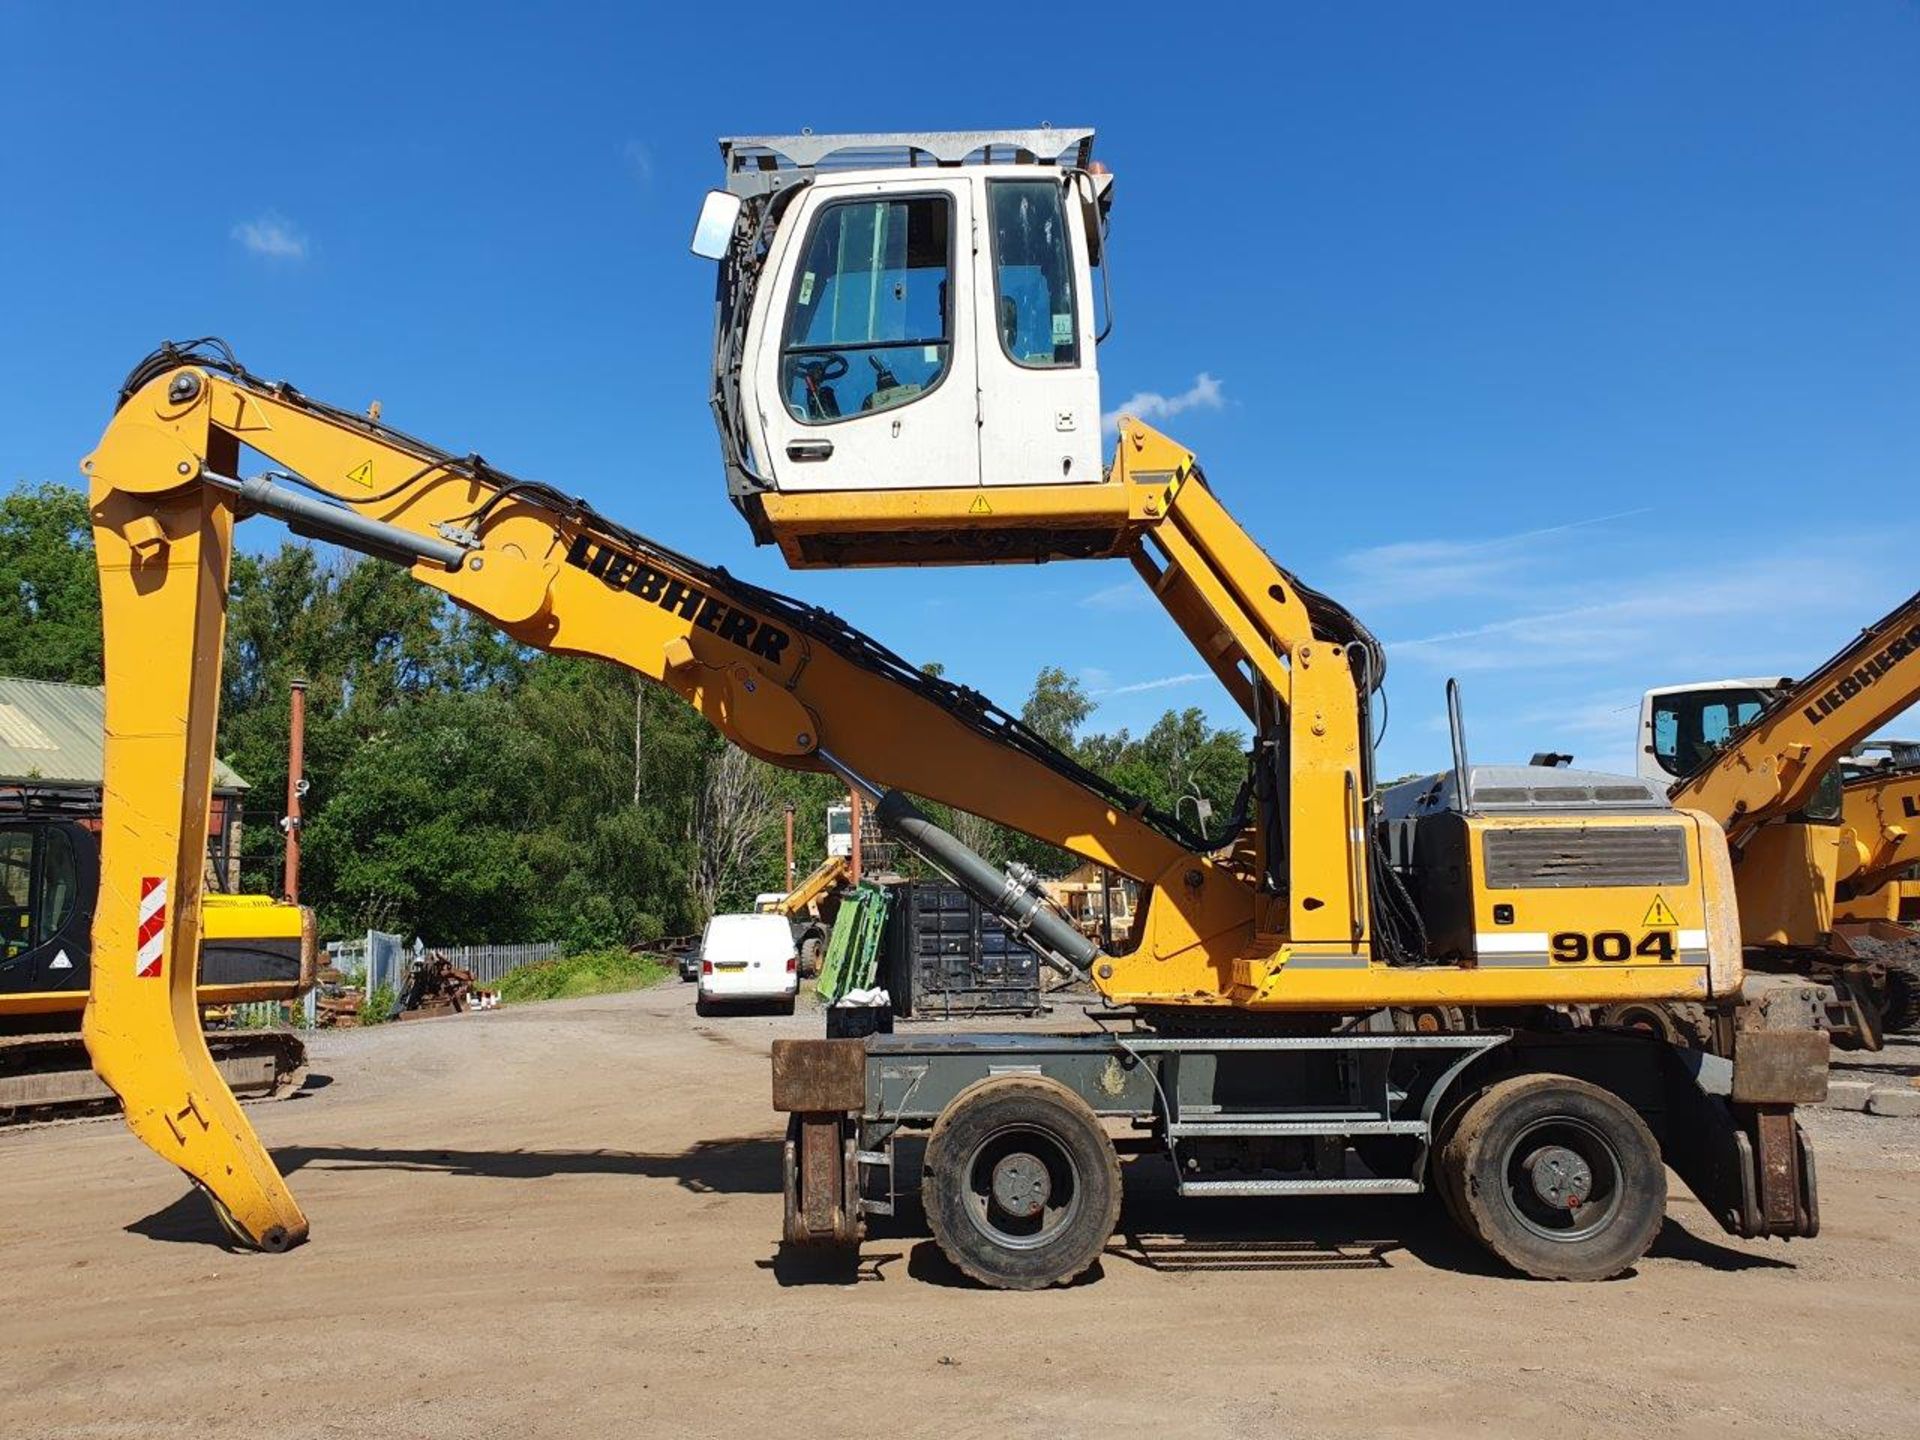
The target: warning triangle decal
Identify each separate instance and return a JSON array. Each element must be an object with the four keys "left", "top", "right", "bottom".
[
  {"left": 1642, "top": 895, "right": 1678, "bottom": 928},
  {"left": 968, "top": 494, "right": 993, "bottom": 515}
]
